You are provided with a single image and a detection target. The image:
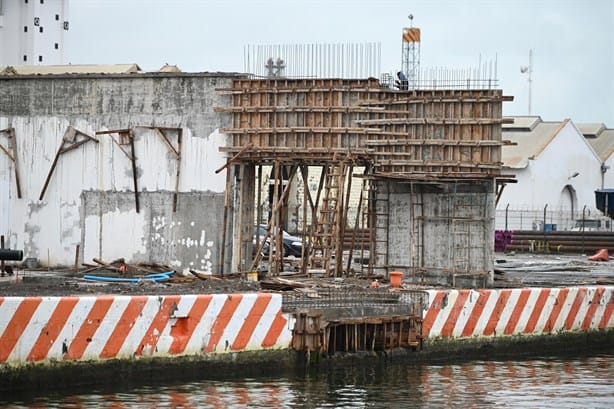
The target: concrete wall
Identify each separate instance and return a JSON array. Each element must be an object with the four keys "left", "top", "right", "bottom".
[
  {"left": 376, "top": 180, "right": 495, "bottom": 287},
  {"left": 0, "top": 293, "right": 293, "bottom": 366},
  {"left": 0, "top": 73, "right": 234, "bottom": 269}
]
